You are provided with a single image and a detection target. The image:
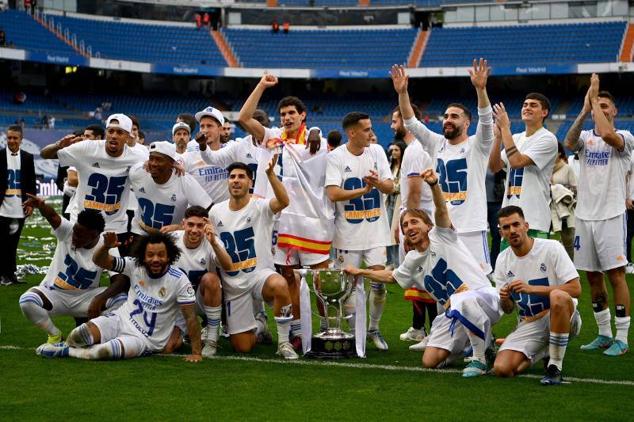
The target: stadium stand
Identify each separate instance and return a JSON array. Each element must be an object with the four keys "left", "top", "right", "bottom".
[
  {"left": 222, "top": 27, "right": 418, "bottom": 69},
  {"left": 0, "top": 10, "right": 77, "bottom": 56},
  {"left": 40, "top": 13, "right": 226, "bottom": 66},
  {"left": 421, "top": 22, "right": 628, "bottom": 67}
]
